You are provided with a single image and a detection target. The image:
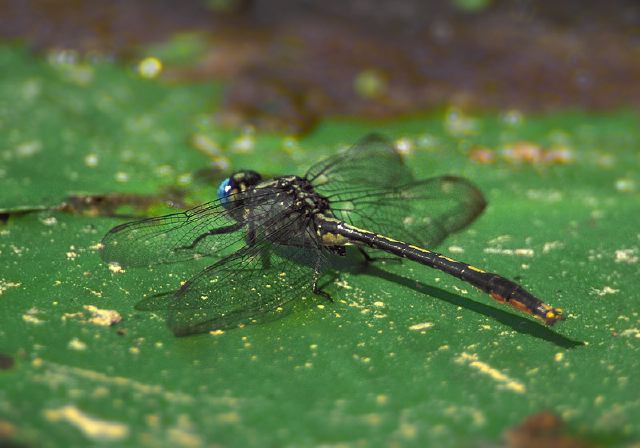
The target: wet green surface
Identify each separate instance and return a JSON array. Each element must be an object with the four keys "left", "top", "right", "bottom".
[{"left": 1, "top": 46, "right": 639, "bottom": 447}]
